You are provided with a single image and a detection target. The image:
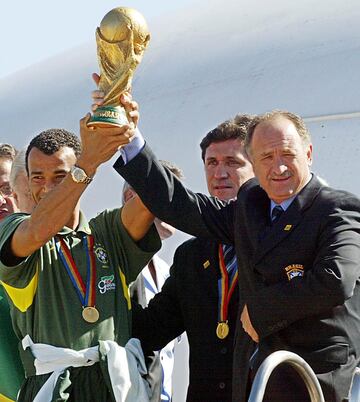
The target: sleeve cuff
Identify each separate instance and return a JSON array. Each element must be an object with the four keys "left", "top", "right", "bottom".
[{"left": 120, "top": 128, "right": 145, "bottom": 164}]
